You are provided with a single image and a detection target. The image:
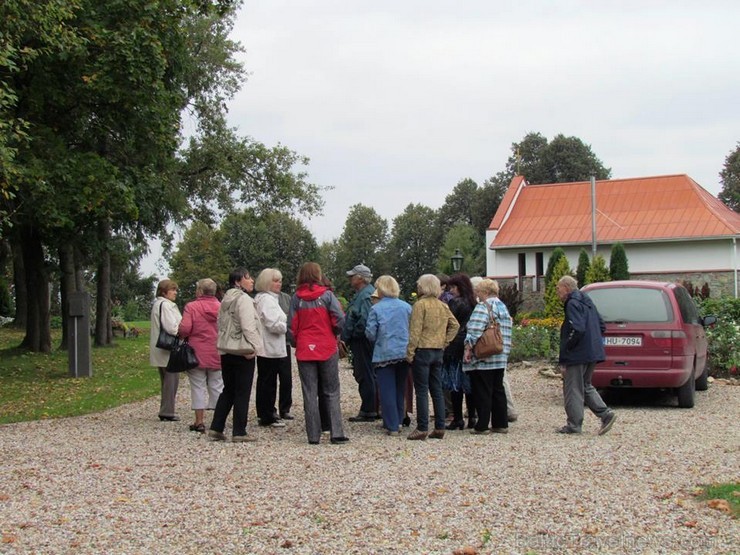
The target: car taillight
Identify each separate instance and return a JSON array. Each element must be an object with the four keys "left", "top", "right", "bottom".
[{"left": 651, "top": 330, "right": 687, "bottom": 352}]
